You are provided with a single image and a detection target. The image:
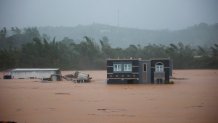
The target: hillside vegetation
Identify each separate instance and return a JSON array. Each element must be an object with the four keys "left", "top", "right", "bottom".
[{"left": 37, "top": 23, "right": 218, "bottom": 47}]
